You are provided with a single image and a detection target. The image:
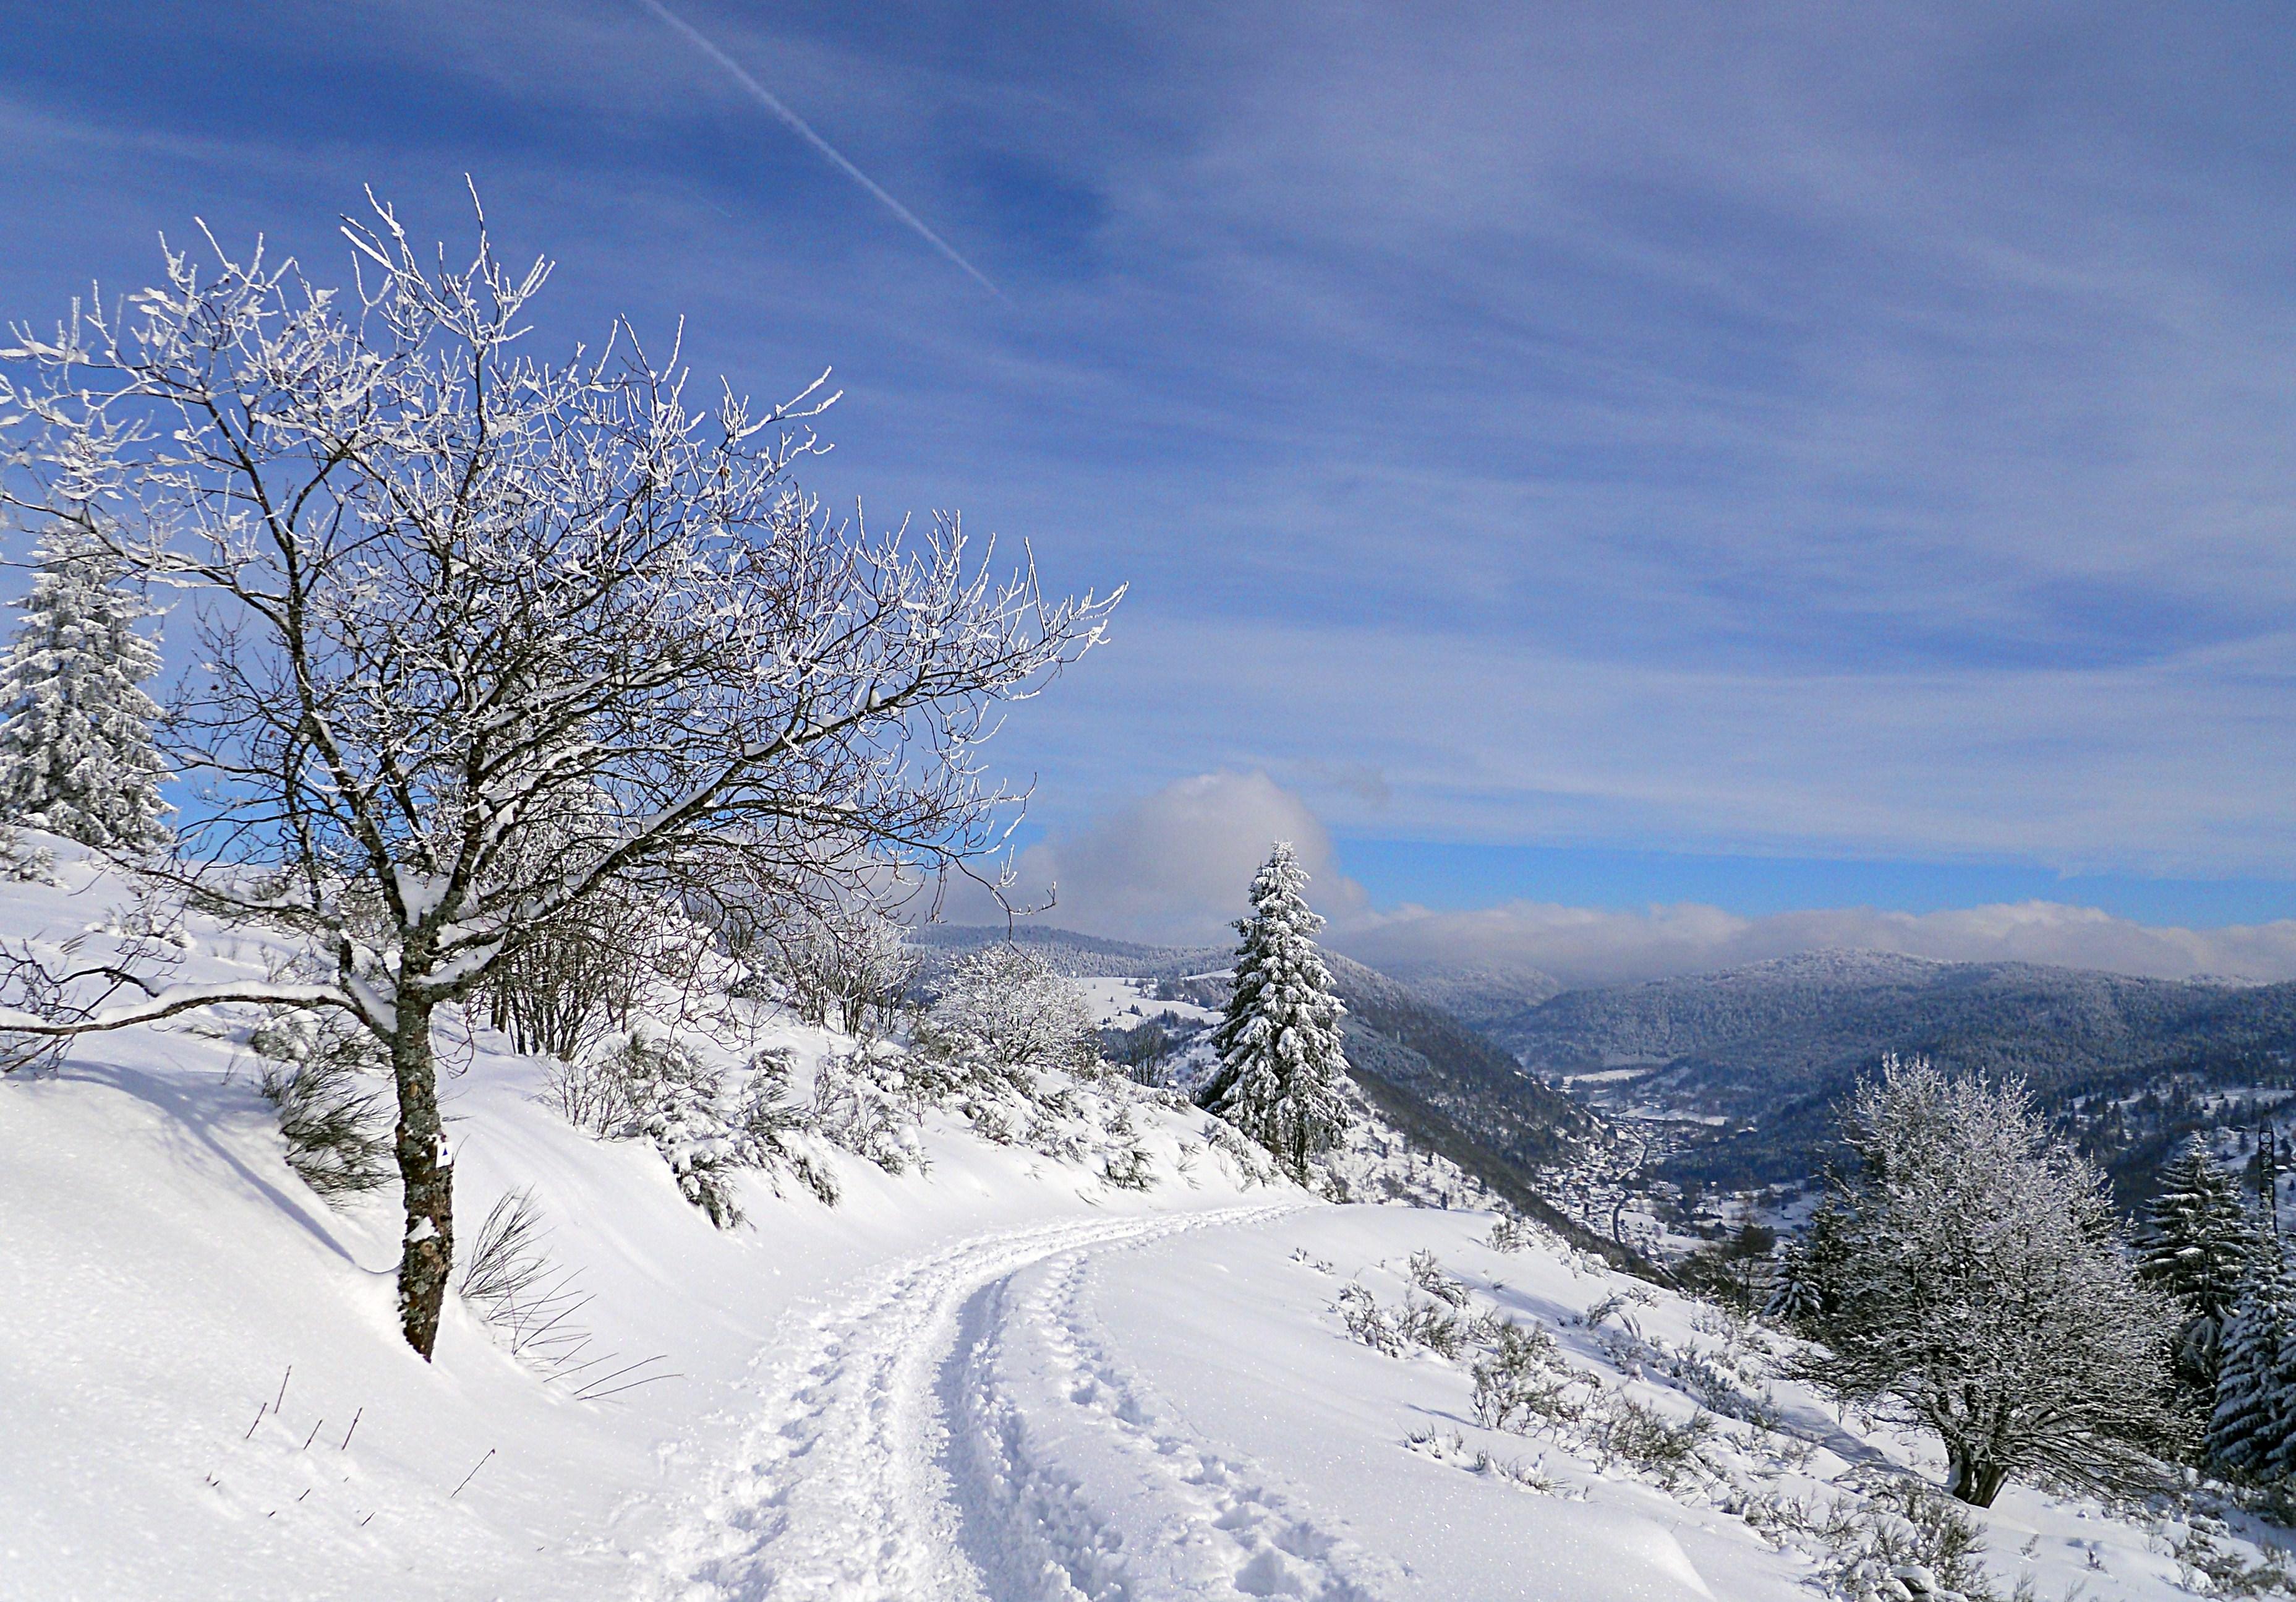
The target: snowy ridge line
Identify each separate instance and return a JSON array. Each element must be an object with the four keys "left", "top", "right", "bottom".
[
  {"left": 638, "top": 1204, "right": 1301, "bottom": 1601},
  {"left": 947, "top": 1243, "right": 1406, "bottom": 1601}
]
